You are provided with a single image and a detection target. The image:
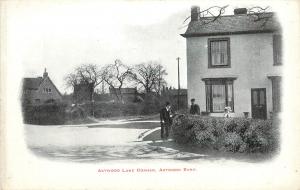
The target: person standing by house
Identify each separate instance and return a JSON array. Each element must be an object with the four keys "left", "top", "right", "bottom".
[
  {"left": 190, "top": 98, "right": 200, "bottom": 115},
  {"left": 160, "top": 102, "right": 173, "bottom": 139}
]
